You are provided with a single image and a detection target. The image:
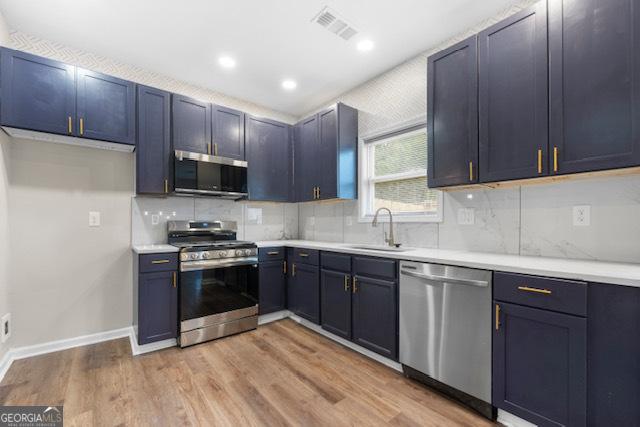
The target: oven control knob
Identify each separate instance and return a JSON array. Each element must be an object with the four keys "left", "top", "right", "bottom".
[
  {"left": 245, "top": 249, "right": 254, "bottom": 256},
  {"left": 202, "top": 252, "right": 210, "bottom": 259},
  {"left": 218, "top": 250, "right": 228, "bottom": 258},
  {"left": 236, "top": 249, "right": 245, "bottom": 257},
  {"left": 190, "top": 253, "right": 199, "bottom": 260}
]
